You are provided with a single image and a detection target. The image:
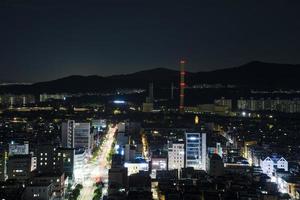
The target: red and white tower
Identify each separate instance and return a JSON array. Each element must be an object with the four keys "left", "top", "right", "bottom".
[{"left": 179, "top": 59, "right": 186, "bottom": 114}]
